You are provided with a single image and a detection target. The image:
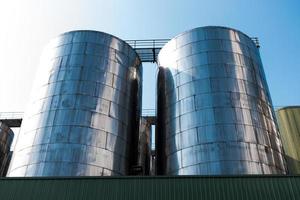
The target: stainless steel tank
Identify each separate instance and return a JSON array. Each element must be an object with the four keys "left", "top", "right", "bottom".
[
  {"left": 8, "top": 30, "right": 142, "bottom": 176},
  {"left": 0, "top": 122, "right": 14, "bottom": 176},
  {"left": 156, "top": 26, "right": 286, "bottom": 175},
  {"left": 277, "top": 106, "right": 300, "bottom": 174}
]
